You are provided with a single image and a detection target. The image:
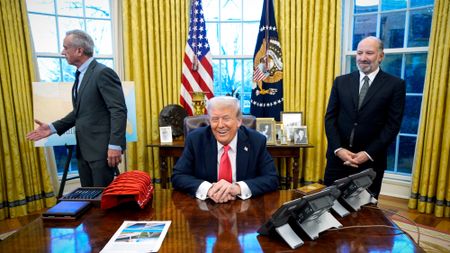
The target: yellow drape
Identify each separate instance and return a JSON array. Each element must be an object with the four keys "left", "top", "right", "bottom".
[
  {"left": 274, "top": 0, "right": 341, "bottom": 184},
  {"left": 122, "top": 0, "right": 189, "bottom": 186},
  {"left": 0, "top": 0, "right": 56, "bottom": 220},
  {"left": 409, "top": 0, "right": 450, "bottom": 218}
]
